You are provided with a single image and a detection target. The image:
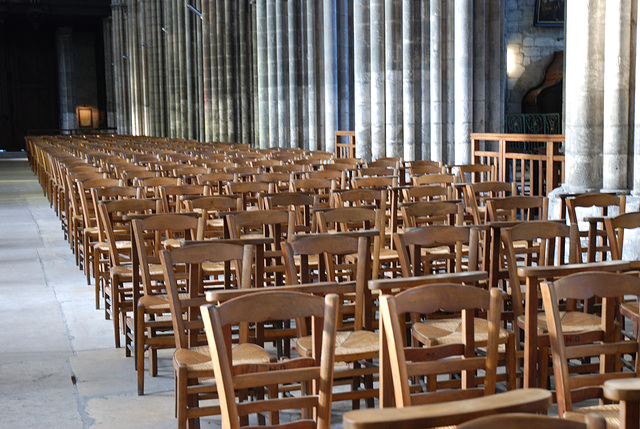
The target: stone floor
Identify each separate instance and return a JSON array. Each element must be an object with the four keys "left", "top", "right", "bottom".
[{"left": 0, "top": 158, "right": 352, "bottom": 428}]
